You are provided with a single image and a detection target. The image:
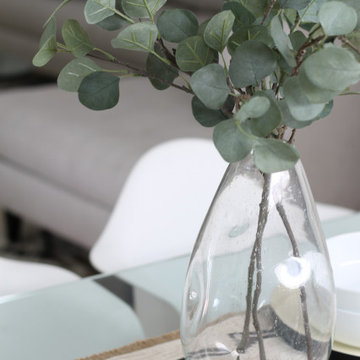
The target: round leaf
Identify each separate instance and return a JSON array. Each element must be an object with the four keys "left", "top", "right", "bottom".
[
  {"left": 78, "top": 72, "right": 120, "bottom": 110},
  {"left": 229, "top": 40, "right": 277, "bottom": 88},
  {"left": 270, "top": 16, "right": 296, "bottom": 67},
  {"left": 239, "top": 0, "right": 268, "bottom": 18},
  {"left": 57, "top": 57, "right": 101, "bottom": 92},
  {"left": 303, "top": 47, "right": 360, "bottom": 91},
  {"left": 175, "top": 36, "right": 217, "bottom": 72},
  {"left": 84, "top": 0, "right": 116, "bottom": 24},
  {"left": 298, "top": 0, "right": 327, "bottom": 23},
  {"left": 254, "top": 139, "right": 300, "bottom": 173},
  {"left": 32, "top": 36, "right": 57, "bottom": 67},
  {"left": 62, "top": 19, "right": 94, "bottom": 57},
  {"left": 319, "top": 1, "right": 357, "bottom": 36},
  {"left": 213, "top": 119, "right": 254, "bottom": 163},
  {"left": 279, "top": 0, "right": 311, "bottom": 10},
  {"left": 97, "top": 14, "right": 128, "bottom": 31},
  {"left": 228, "top": 25, "right": 273, "bottom": 55},
  {"left": 204, "top": 10, "right": 235, "bottom": 52},
  {"left": 111, "top": 22, "right": 158, "bottom": 52},
  {"left": 122, "top": 0, "right": 166, "bottom": 18},
  {"left": 222, "top": 1, "right": 255, "bottom": 28},
  {"left": 190, "top": 64, "right": 229, "bottom": 110},
  {"left": 39, "top": 17, "right": 57, "bottom": 48},
  {"left": 157, "top": 9, "right": 198, "bottom": 43},
  {"left": 278, "top": 99, "right": 313, "bottom": 129},
  {"left": 283, "top": 77, "right": 326, "bottom": 121},
  {"left": 146, "top": 44, "right": 178, "bottom": 90},
  {"left": 234, "top": 96, "right": 270, "bottom": 122},
  {"left": 191, "top": 96, "right": 228, "bottom": 127}
]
